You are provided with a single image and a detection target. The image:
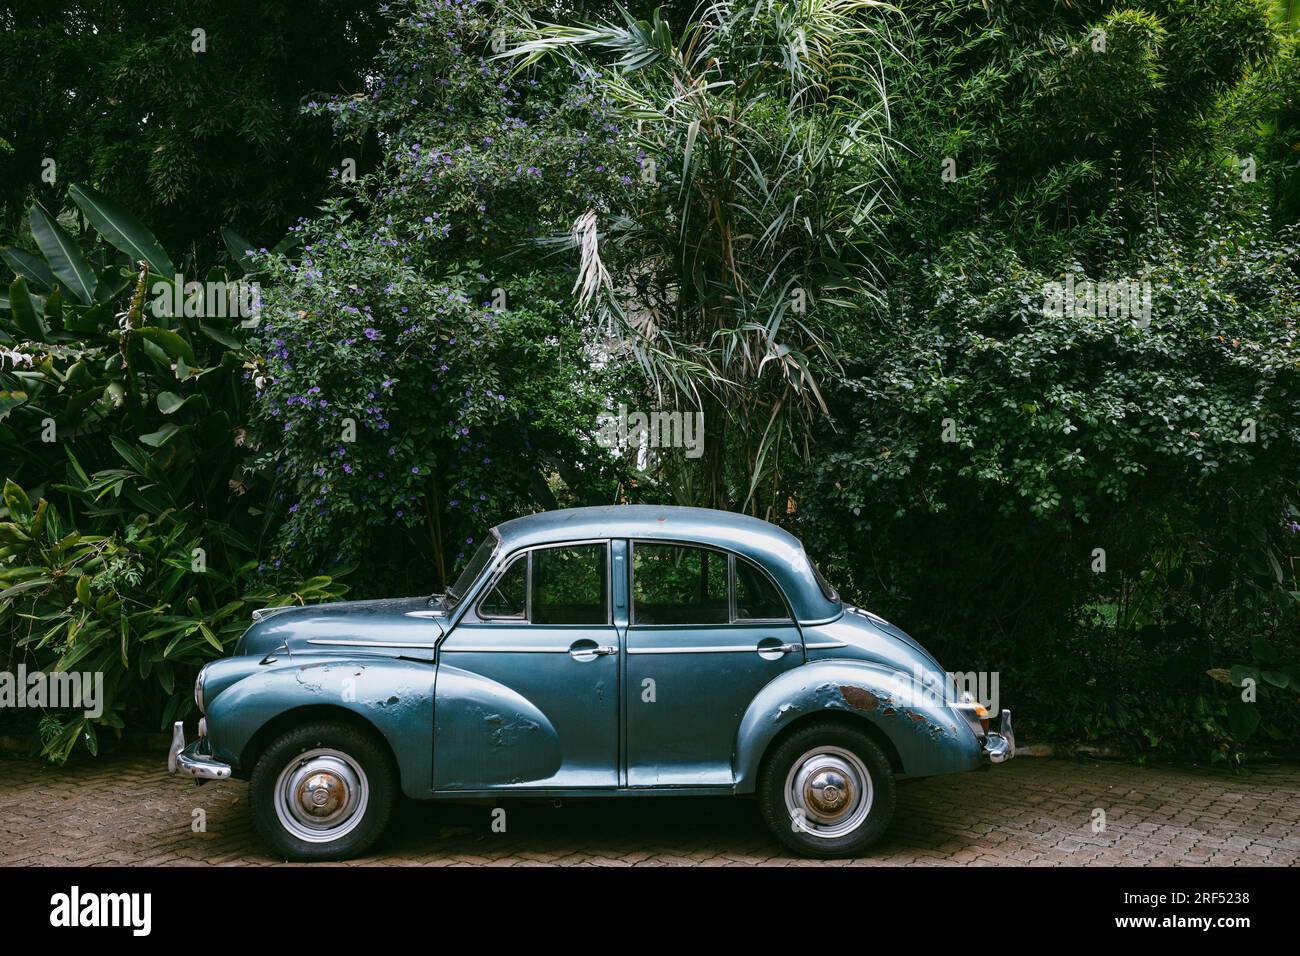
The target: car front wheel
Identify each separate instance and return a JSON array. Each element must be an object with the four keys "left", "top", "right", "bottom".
[
  {"left": 250, "top": 721, "right": 395, "bottom": 862},
  {"left": 757, "top": 721, "right": 897, "bottom": 858}
]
